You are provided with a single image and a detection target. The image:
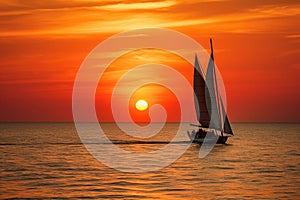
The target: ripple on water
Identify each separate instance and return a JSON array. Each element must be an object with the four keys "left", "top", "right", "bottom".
[{"left": 0, "top": 123, "right": 300, "bottom": 199}]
